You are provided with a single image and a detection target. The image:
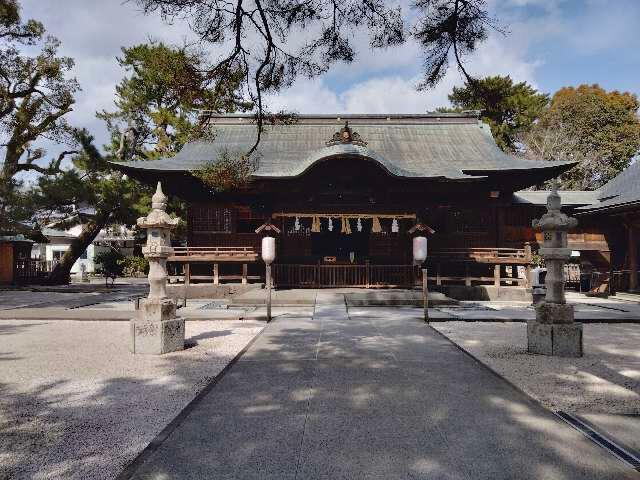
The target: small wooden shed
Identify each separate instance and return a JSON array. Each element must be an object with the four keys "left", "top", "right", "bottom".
[{"left": 0, "top": 235, "right": 36, "bottom": 284}]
